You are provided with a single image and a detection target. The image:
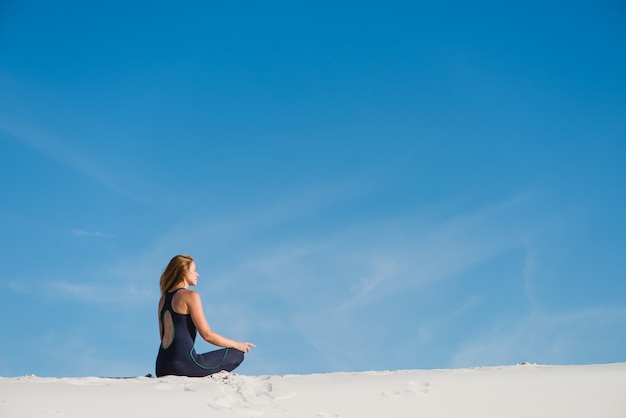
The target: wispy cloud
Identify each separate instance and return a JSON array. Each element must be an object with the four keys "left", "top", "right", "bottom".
[
  {"left": 329, "top": 193, "right": 537, "bottom": 311},
  {"left": 450, "top": 305, "right": 626, "bottom": 368},
  {"left": 71, "top": 229, "right": 114, "bottom": 238},
  {"left": 31, "top": 330, "right": 148, "bottom": 377},
  {"left": 31, "top": 184, "right": 365, "bottom": 308},
  {"left": 0, "top": 116, "right": 146, "bottom": 204},
  {"left": 44, "top": 280, "right": 156, "bottom": 306},
  {"left": 177, "top": 191, "right": 549, "bottom": 372},
  {"left": 28, "top": 184, "right": 566, "bottom": 373}
]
